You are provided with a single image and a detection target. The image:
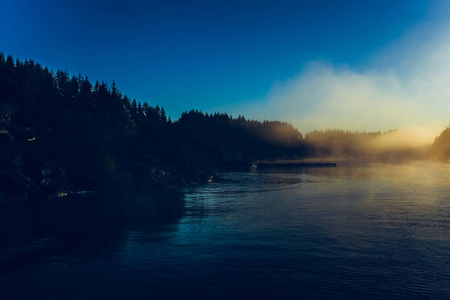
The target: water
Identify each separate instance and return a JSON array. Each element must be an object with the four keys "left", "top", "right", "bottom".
[{"left": 1, "top": 162, "right": 450, "bottom": 299}]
